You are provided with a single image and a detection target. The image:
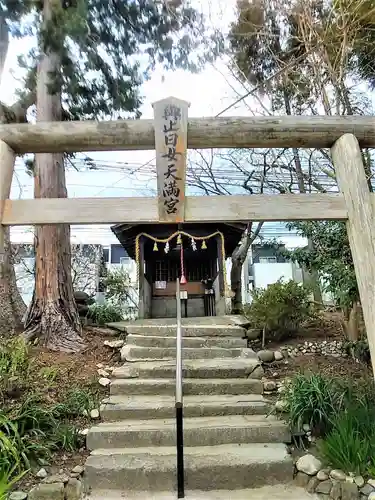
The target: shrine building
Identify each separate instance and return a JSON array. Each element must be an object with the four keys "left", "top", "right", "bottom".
[{"left": 111, "top": 222, "right": 245, "bottom": 319}]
